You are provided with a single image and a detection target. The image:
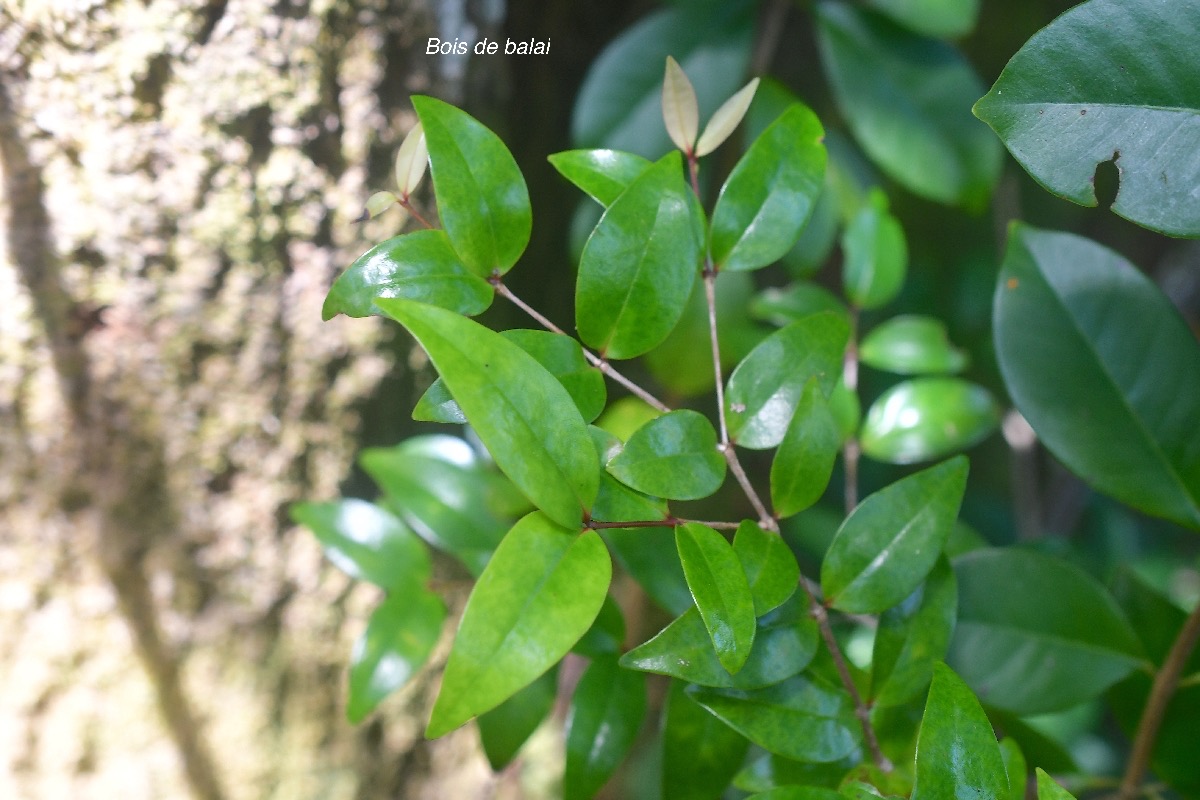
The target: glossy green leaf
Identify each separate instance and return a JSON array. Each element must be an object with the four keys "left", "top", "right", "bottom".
[
  {"left": 687, "top": 675, "right": 861, "bottom": 763},
  {"left": 841, "top": 190, "right": 907, "bottom": 310},
  {"left": 726, "top": 312, "right": 850, "bottom": 450},
  {"left": 323, "top": 230, "right": 492, "bottom": 320},
  {"left": 817, "top": 4, "right": 1000, "bottom": 208},
  {"left": 290, "top": 499, "right": 429, "bottom": 590},
  {"left": 378, "top": 299, "right": 597, "bottom": 529},
  {"left": 477, "top": 668, "right": 558, "bottom": 770},
  {"left": 548, "top": 149, "right": 652, "bottom": 206},
  {"left": 994, "top": 225, "right": 1200, "bottom": 530},
  {"left": 677, "top": 523, "right": 758, "bottom": 674},
  {"left": 860, "top": 315, "right": 967, "bottom": 375},
  {"left": 860, "top": 378, "right": 1000, "bottom": 465},
  {"left": 572, "top": 3, "right": 754, "bottom": 159},
  {"left": 911, "top": 664, "right": 1007, "bottom": 800},
  {"left": 607, "top": 410, "right": 725, "bottom": 500},
  {"left": 427, "top": 513, "right": 611, "bottom": 737},
  {"left": 564, "top": 656, "right": 646, "bottom": 800},
  {"left": 573, "top": 595, "right": 627, "bottom": 659},
  {"left": 361, "top": 436, "right": 508, "bottom": 576},
  {"left": 973, "top": 0, "right": 1200, "bottom": 236},
  {"left": 576, "top": 152, "right": 702, "bottom": 360},
  {"left": 411, "top": 378, "right": 466, "bottom": 425},
  {"left": 663, "top": 679, "right": 750, "bottom": 800},
  {"left": 710, "top": 104, "right": 827, "bottom": 272},
  {"left": 621, "top": 596, "right": 818, "bottom": 690},
  {"left": 346, "top": 586, "right": 445, "bottom": 723},
  {"left": 865, "top": 0, "right": 980, "bottom": 39},
  {"left": 822, "top": 456, "right": 968, "bottom": 614},
  {"left": 870, "top": 557, "right": 957, "bottom": 707},
  {"left": 750, "top": 283, "right": 848, "bottom": 328},
  {"left": 771, "top": 379, "right": 841, "bottom": 519},
  {"left": 948, "top": 548, "right": 1145, "bottom": 715},
  {"left": 500, "top": 330, "right": 606, "bottom": 423},
  {"left": 412, "top": 95, "right": 530, "bottom": 275},
  {"left": 735, "top": 520, "right": 800, "bottom": 615},
  {"left": 1035, "top": 769, "right": 1077, "bottom": 800},
  {"left": 750, "top": 789, "right": 846, "bottom": 800},
  {"left": 999, "top": 738, "right": 1027, "bottom": 800},
  {"left": 603, "top": 528, "right": 692, "bottom": 615}
]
